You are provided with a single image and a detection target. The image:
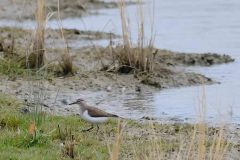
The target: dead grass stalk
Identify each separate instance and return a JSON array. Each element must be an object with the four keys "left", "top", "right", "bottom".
[
  {"left": 30, "top": 0, "right": 46, "bottom": 69},
  {"left": 57, "top": 0, "right": 74, "bottom": 75}
]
